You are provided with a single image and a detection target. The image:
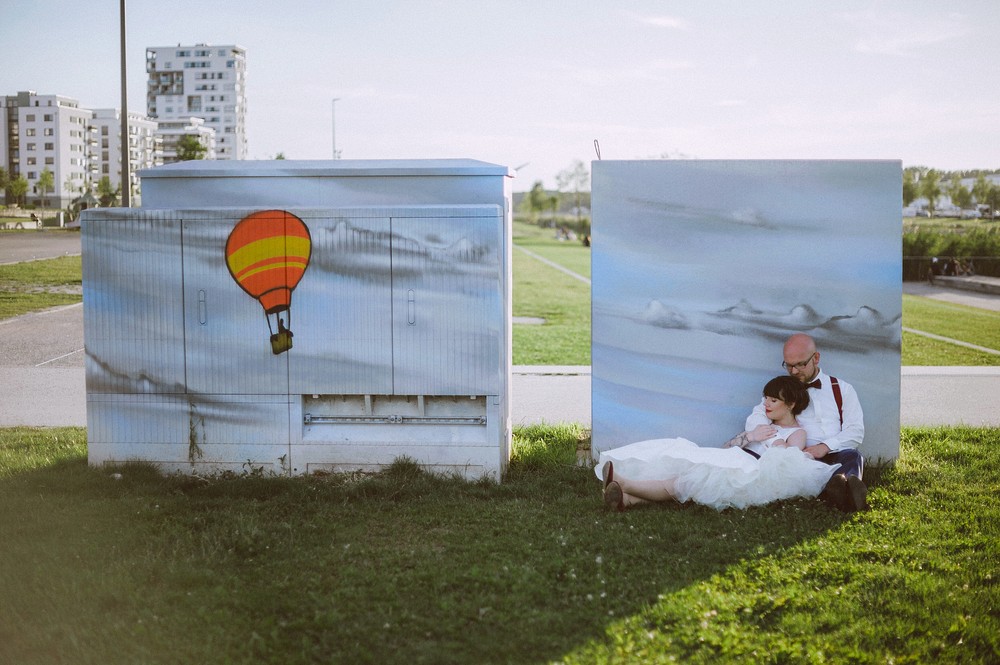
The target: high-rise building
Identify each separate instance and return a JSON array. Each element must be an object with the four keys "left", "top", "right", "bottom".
[
  {"left": 156, "top": 117, "right": 216, "bottom": 163},
  {"left": 145, "top": 44, "right": 247, "bottom": 160}
]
